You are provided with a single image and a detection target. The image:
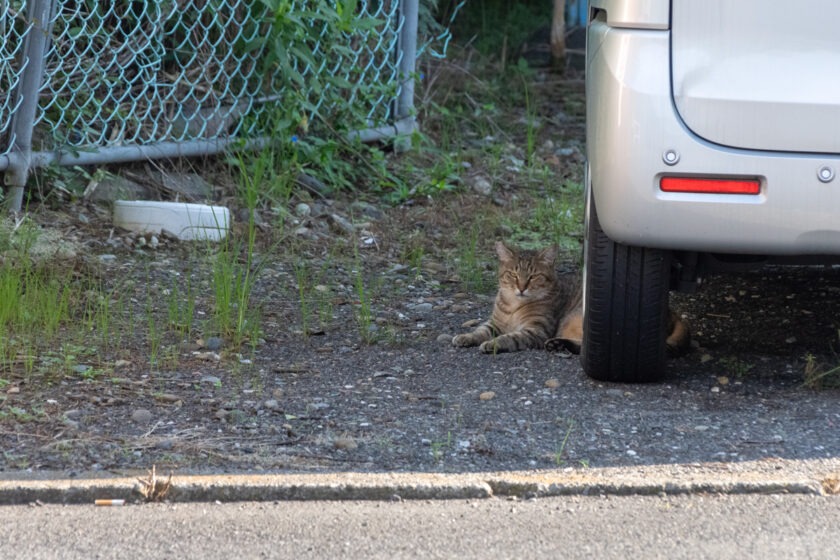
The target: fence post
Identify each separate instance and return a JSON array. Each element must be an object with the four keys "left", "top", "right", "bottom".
[
  {"left": 394, "top": 0, "right": 418, "bottom": 150},
  {"left": 3, "top": 0, "right": 55, "bottom": 213}
]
